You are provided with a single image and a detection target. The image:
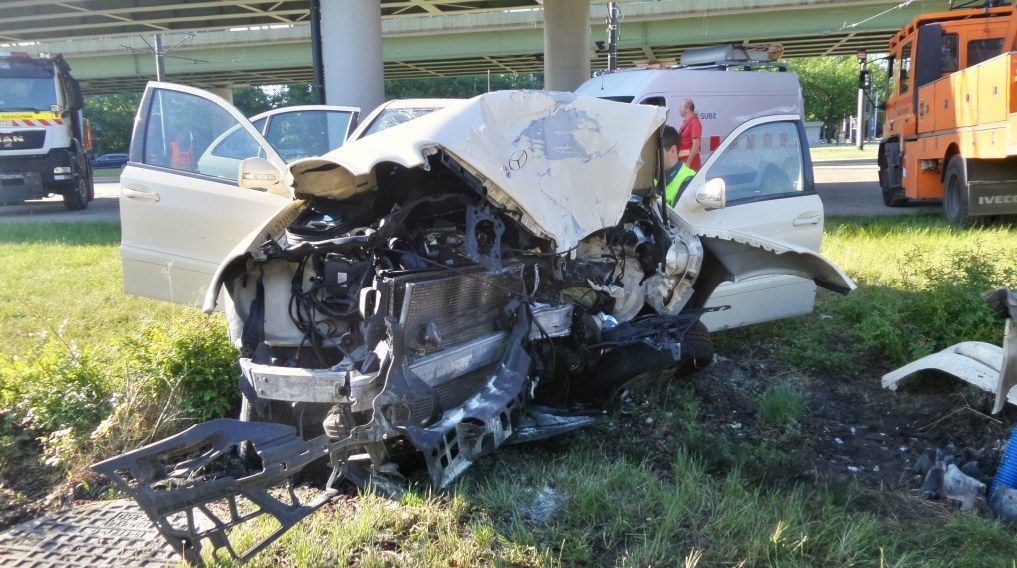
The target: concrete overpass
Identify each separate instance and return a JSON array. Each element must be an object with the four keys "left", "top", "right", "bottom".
[{"left": 7, "top": 1, "right": 937, "bottom": 97}]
